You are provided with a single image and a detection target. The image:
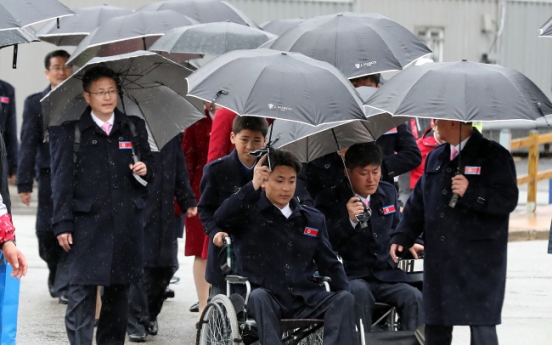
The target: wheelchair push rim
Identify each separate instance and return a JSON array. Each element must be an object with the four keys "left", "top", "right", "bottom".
[{"left": 196, "top": 294, "right": 241, "bottom": 345}]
